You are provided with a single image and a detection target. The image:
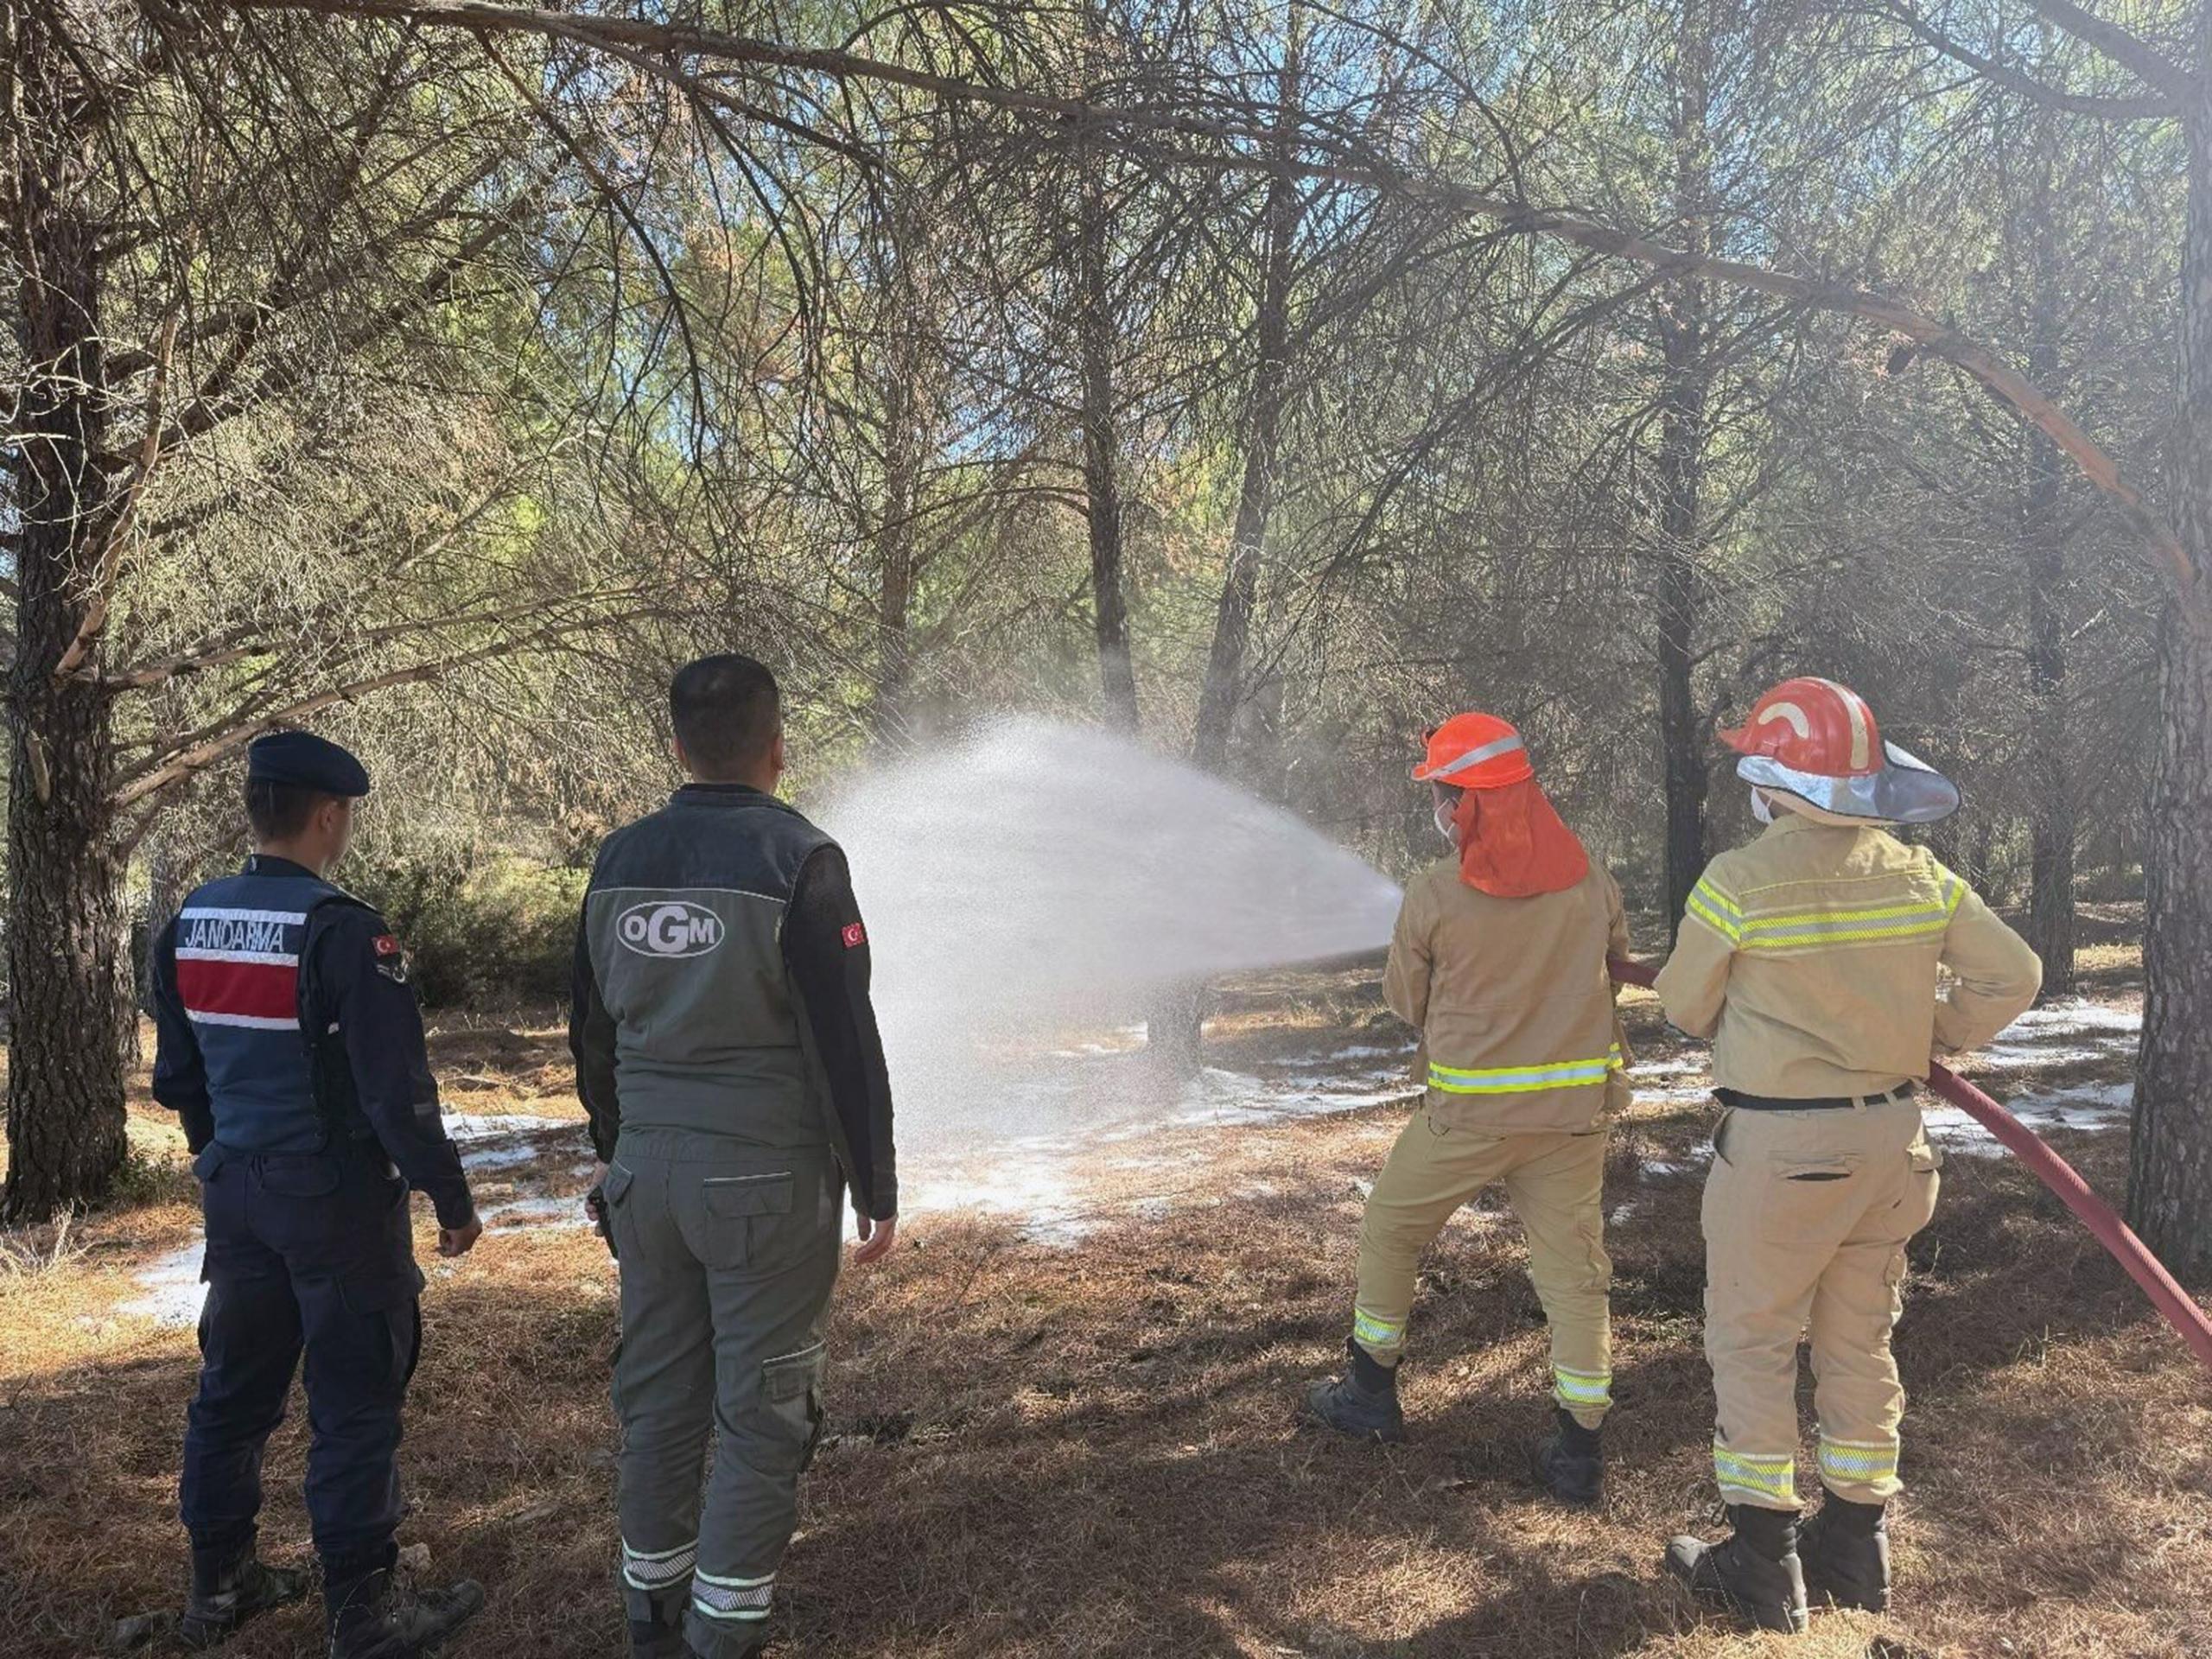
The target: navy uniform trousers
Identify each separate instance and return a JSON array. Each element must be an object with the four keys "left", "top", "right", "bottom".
[{"left": 180, "top": 1140, "right": 425, "bottom": 1576}]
